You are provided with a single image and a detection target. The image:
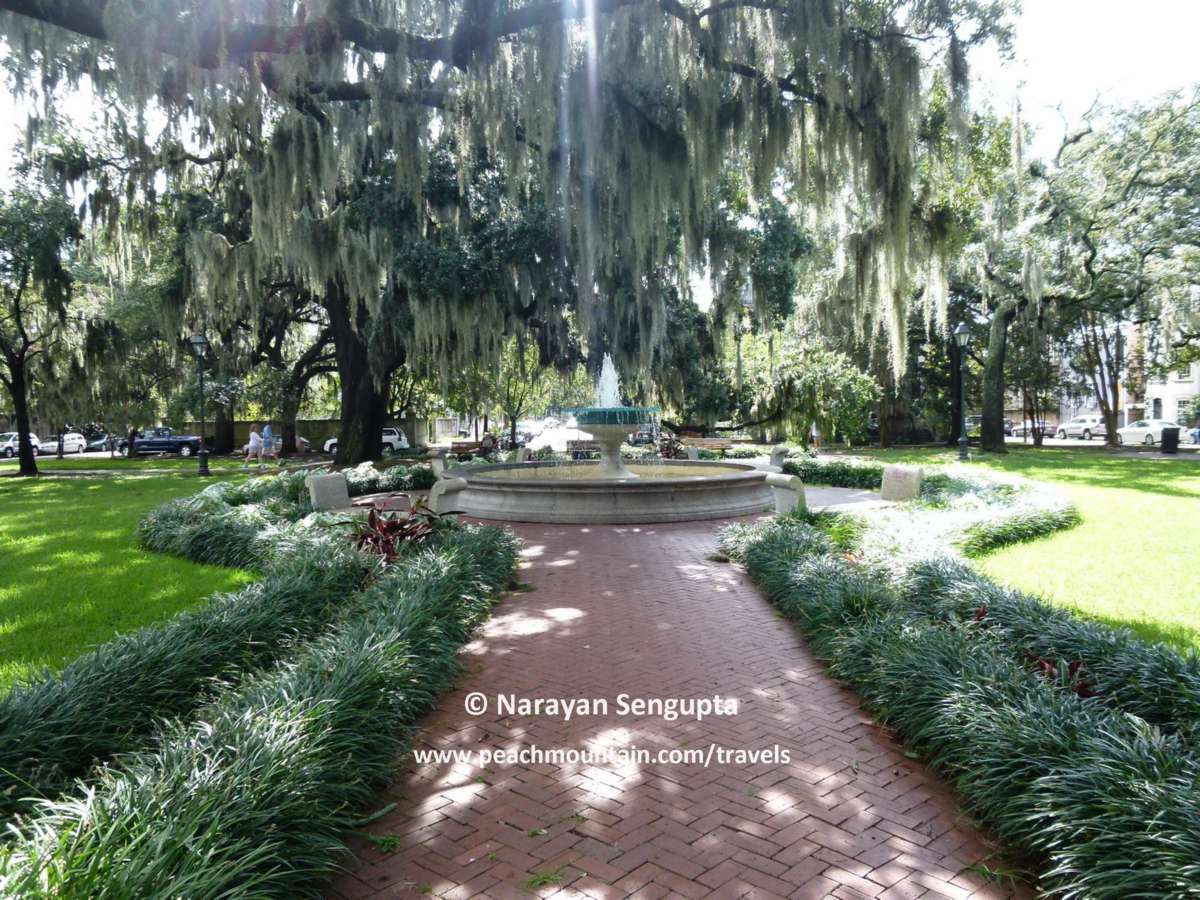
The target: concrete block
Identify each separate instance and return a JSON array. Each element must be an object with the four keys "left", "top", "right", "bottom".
[
  {"left": 765, "top": 473, "right": 806, "bottom": 515},
  {"left": 428, "top": 477, "right": 469, "bottom": 516},
  {"left": 515, "top": 447, "right": 530, "bottom": 462},
  {"left": 307, "top": 472, "right": 350, "bottom": 510},
  {"left": 769, "top": 445, "right": 789, "bottom": 468},
  {"left": 685, "top": 446, "right": 700, "bottom": 461},
  {"left": 881, "top": 464, "right": 923, "bottom": 501},
  {"left": 430, "top": 457, "right": 446, "bottom": 477}
]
